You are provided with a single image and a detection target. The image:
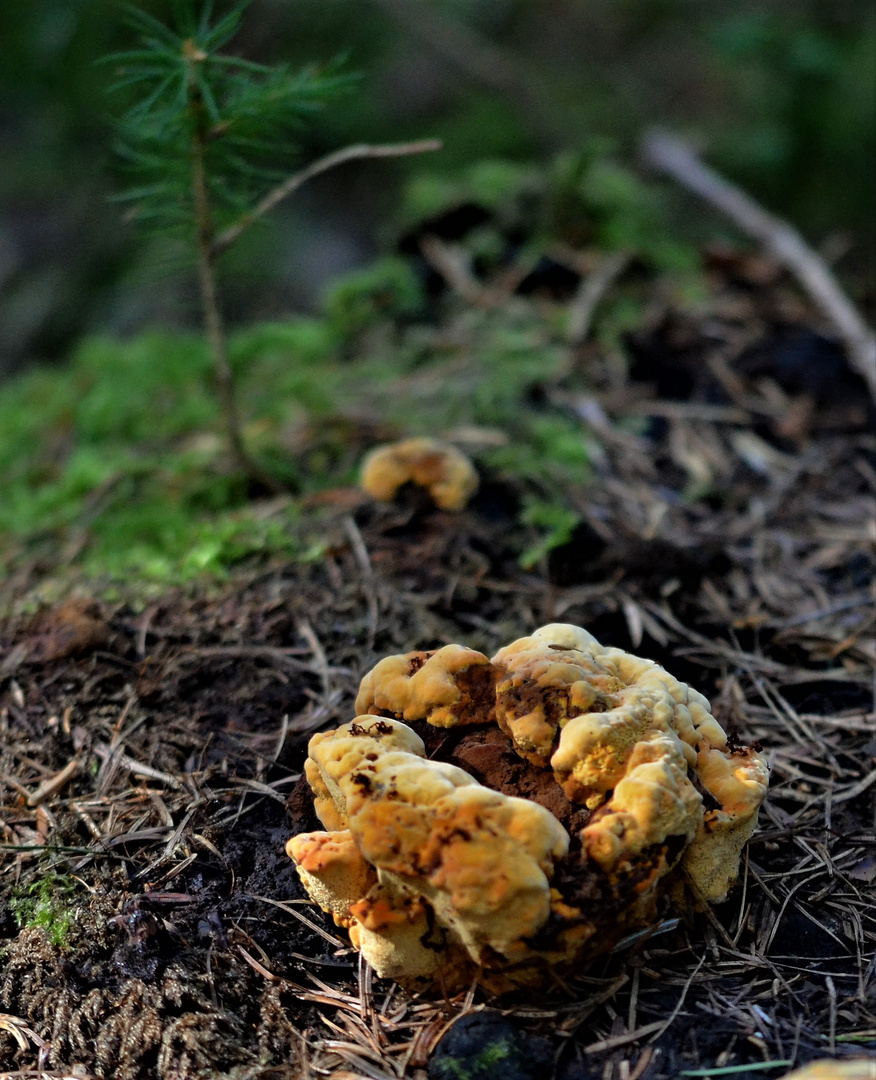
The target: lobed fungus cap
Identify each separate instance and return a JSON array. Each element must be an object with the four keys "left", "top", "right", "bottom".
[
  {"left": 355, "top": 643, "right": 494, "bottom": 728},
  {"left": 492, "top": 623, "right": 768, "bottom": 901},
  {"left": 682, "top": 741, "right": 772, "bottom": 901},
  {"left": 288, "top": 715, "right": 569, "bottom": 980},
  {"left": 359, "top": 437, "right": 479, "bottom": 511},
  {"left": 286, "top": 829, "right": 375, "bottom": 925}
]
